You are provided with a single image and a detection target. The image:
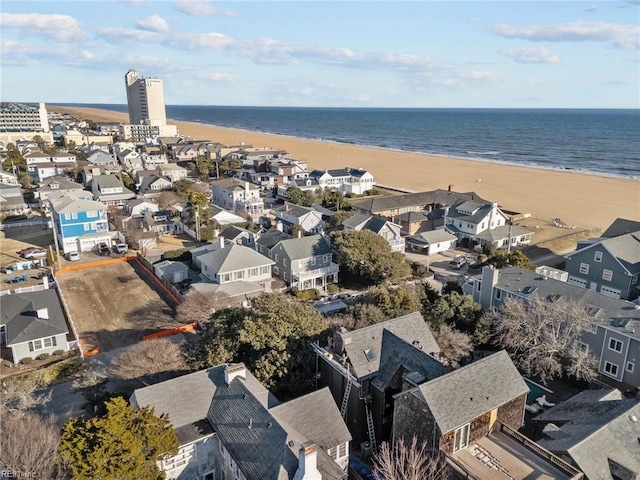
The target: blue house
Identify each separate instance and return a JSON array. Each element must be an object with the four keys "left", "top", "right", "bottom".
[{"left": 49, "top": 191, "right": 111, "bottom": 254}]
